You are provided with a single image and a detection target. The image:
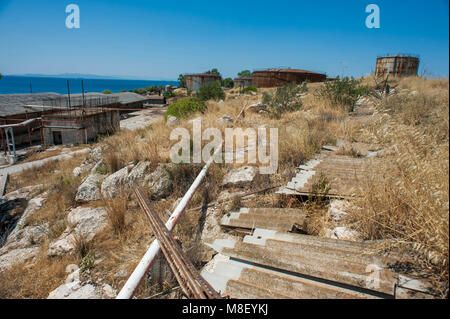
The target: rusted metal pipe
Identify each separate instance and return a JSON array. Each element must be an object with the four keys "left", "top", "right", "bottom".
[
  {"left": 117, "top": 145, "right": 223, "bottom": 299},
  {"left": 117, "top": 103, "right": 248, "bottom": 299}
]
